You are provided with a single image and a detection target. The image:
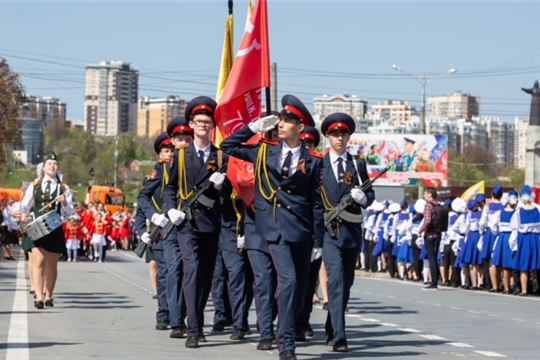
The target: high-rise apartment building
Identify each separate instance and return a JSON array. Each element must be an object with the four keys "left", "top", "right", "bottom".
[
  {"left": 16, "top": 95, "right": 66, "bottom": 164},
  {"left": 313, "top": 94, "right": 367, "bottom": 124},
  {"left": 514, "top": 117, "right": 528, "bottom": 169},
  {"left": 428, "top": 91, "right": 480, "bottom": 121},
  {"left": 84, "top": 61, "right": 139, "bottom": 136},
  {"left": 136, "top": 96, "right": 187, "bottom": 137},
  {"left": 371, "top": 100, "right": 416, "bottom": 121}
]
